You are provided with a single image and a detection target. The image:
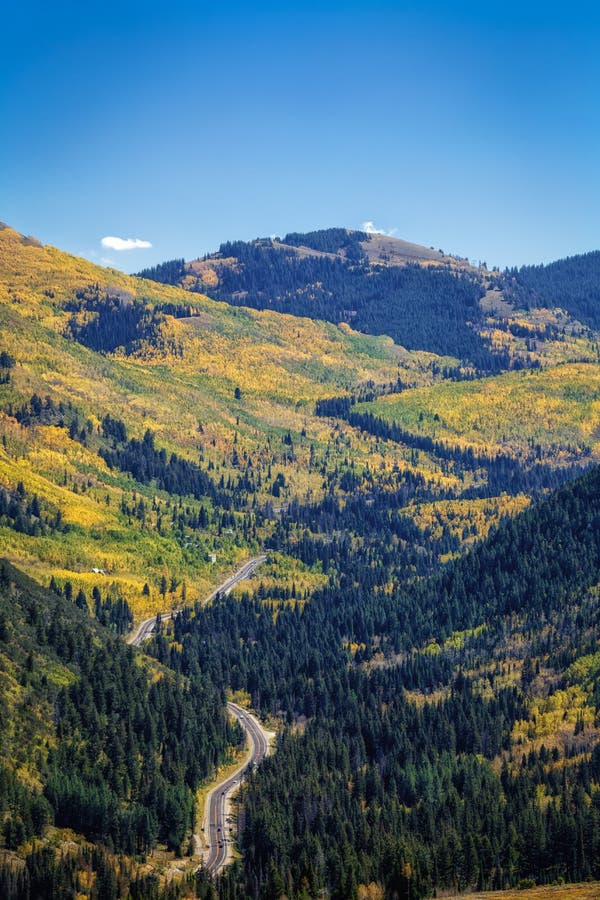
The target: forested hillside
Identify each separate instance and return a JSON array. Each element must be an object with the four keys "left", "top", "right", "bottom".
[
  {"left": 161, "top": 465, "right": 600, "bottom": 898},
  {"left": 139, "top": 229, "right": 600, "bottom": 375},
  {"left": 502, "top": 251, "right": 600, "bottom": 330},
  {"left": 1, "top": 222, "right": 600, "bottom": 898},
  {"left": 0, "top": 560, "right": 240, "bottom": 898},
  {"left": 140, "top": 233, "right": 496, "bottom": 367}
]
